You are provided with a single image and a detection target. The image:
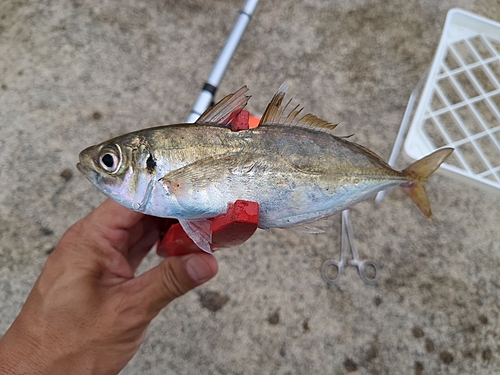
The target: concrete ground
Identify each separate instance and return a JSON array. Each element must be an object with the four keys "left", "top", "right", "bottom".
[{"left": 1, "top": 0, "right": 500, "bottom": 374}]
